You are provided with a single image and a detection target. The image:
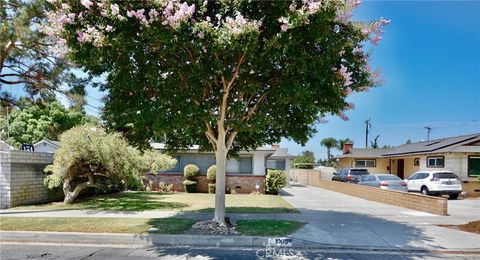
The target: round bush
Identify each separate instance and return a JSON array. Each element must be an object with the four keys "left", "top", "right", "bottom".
[
  {"left": 184, "top": 164, "right": 200, "bottom": 179},
  {"left": 182, "top": 180, "right": 197, "bottom": 193},
  {"left": 265, "top": 169, "right": 287, "bottom": 195},
  {"left": 207, "top": 165, "right": 216, "bottom": 183}
]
